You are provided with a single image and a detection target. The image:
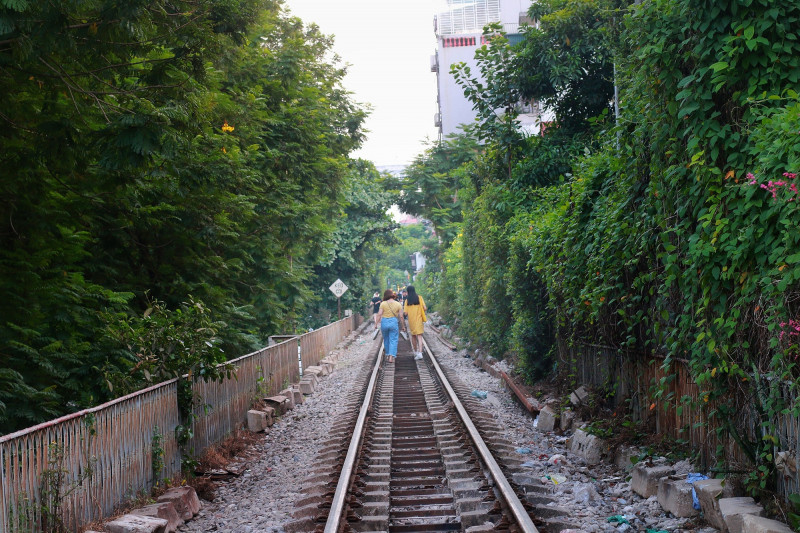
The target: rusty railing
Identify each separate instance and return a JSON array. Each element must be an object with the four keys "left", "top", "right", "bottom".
[{"left": 1, "top": 314, "right": 360, "bottom": 532}]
